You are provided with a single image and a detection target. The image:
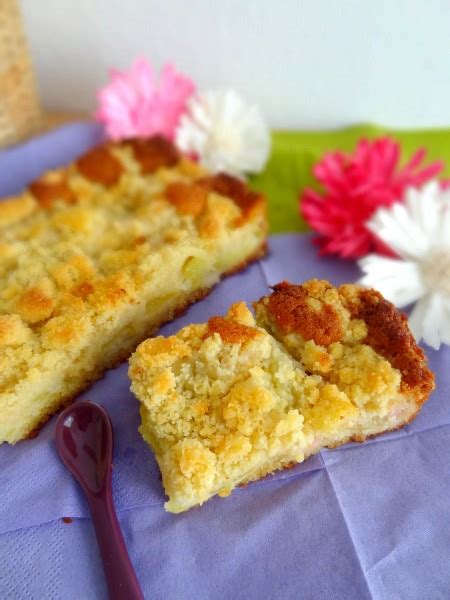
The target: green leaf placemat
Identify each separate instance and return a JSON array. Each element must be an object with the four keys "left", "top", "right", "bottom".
[{"left": 250, "top": 124, "right": 450, "bottom": 234}]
